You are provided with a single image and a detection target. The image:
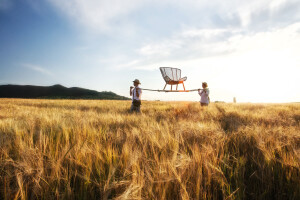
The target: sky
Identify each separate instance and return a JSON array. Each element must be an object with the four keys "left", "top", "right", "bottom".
[{"left": 0, "top": 0, "right": 300, "bottom": 102}]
